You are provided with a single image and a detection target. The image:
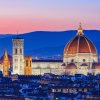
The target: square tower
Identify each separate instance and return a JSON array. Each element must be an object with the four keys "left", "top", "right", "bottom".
[{"left": 12, "top": 38, "right": 24, "bottom": 75}]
